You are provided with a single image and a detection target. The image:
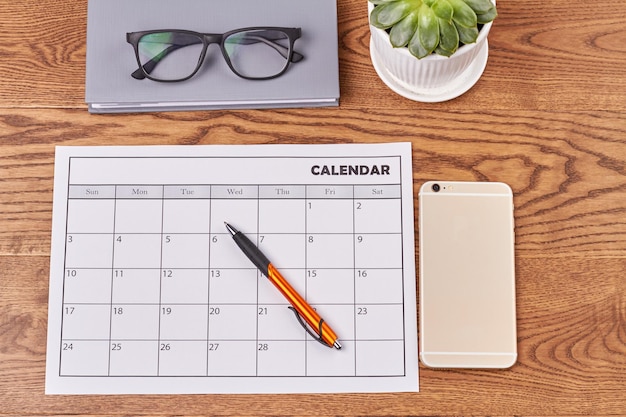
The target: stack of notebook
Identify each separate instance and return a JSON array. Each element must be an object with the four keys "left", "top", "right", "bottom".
[{"left": 85, "top": 0, "right": 339, "bottom": 113}]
